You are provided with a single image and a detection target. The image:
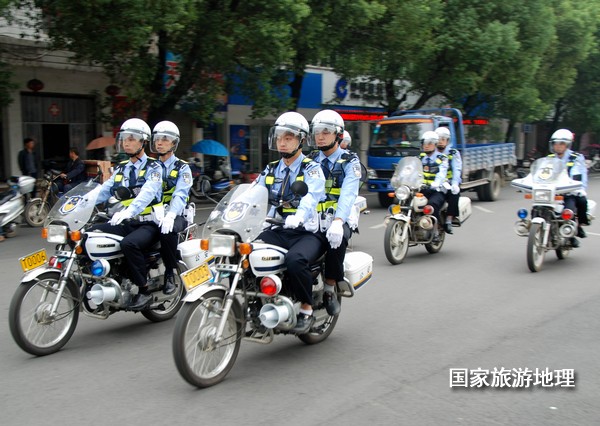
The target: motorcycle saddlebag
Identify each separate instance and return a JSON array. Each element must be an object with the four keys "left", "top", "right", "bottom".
[
  {"left": 343, "top": 251, "right": 373, "bottom": 290},
  {"left": 457, "top": 196, "right": 472, "bottom": 224}
]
